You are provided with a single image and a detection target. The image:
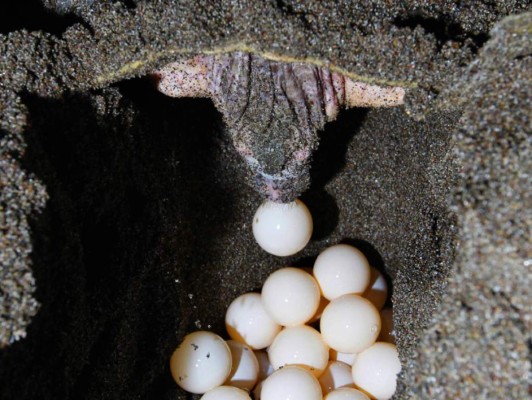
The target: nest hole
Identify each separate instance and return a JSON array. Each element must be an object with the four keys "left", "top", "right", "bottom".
[{"left": 0, "top": 77, "right": 457, "bottom": 400}]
